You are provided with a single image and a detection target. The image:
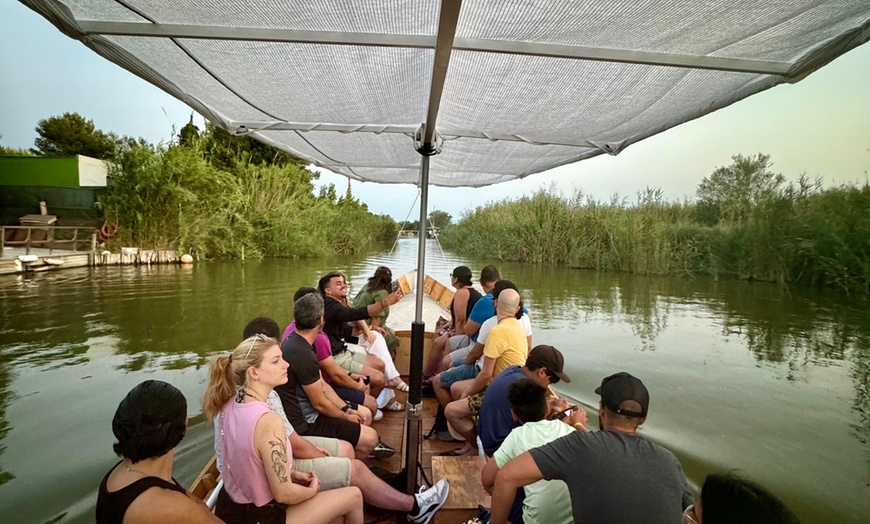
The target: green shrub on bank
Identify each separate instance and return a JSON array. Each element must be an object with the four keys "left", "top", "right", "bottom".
[
  {"left": 98, "top": 140, "right": 396, "bottom": 258},
  {"left": 442, "top": 173, "right": 870, "bottom": 296}
]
